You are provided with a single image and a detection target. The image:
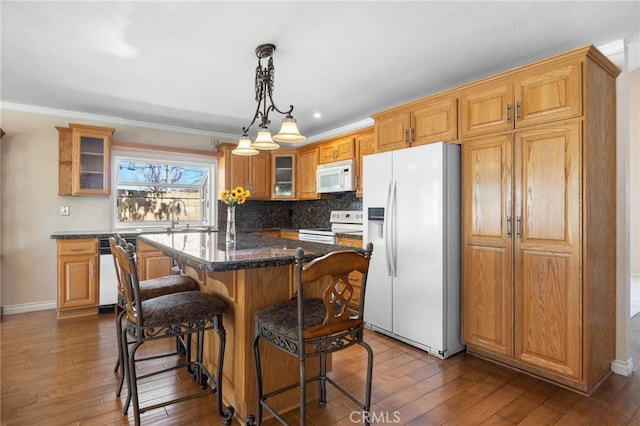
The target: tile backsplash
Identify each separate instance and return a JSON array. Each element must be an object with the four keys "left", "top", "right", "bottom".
[{"left": 218, "top": 192, "right": 363, "bottom": 231}]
